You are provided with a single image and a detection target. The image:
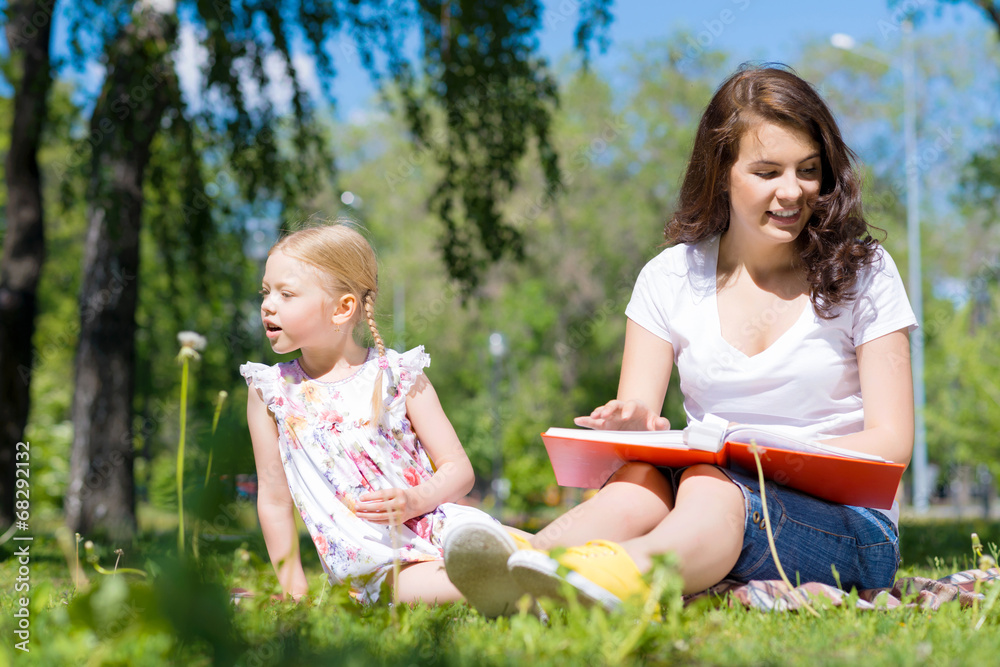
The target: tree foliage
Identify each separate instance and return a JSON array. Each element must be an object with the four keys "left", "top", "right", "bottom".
[
  {"left": 64, "top": 0, "right": 612, "bottom": 290},
  {"left": 47, "top": 0, "right": 614, "bottom": 536},
  {"left": 389, "top": 0, "right": 612, "bottom": 290}
]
